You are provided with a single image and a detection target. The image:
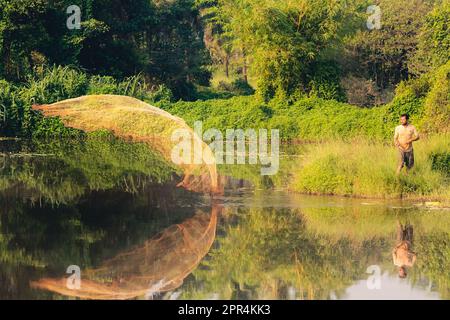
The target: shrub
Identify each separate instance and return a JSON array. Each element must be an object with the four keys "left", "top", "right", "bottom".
[
  {"left": 307, "top": 61, "right": 346, "bottom": 102},
  {"left": 430, "top": 152, "right": 450, "bottom": 176},
  {"left": 88, "top": 76, "right": 120, "bottom": 95},
  {"left": 217, "top": 79, "right": 255, "bottom": 96},
  {"left": 21, "top": 66, "right": 89, "bottom": 105},
  {"left": 229, "top": 79, "right": 255, "bottom": 95},
  {"left": 420, "top": 61, "right": 450, "bottom": 134}
]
